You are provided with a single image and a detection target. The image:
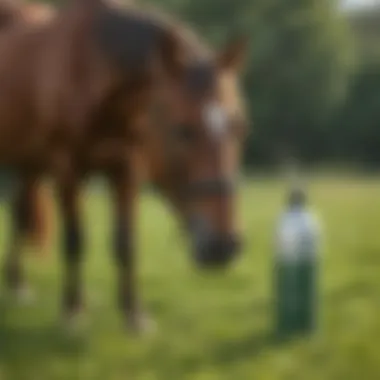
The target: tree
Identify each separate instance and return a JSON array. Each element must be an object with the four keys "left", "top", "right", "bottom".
[
  {"left": 245, "top": 0, "right": 353, "bottom": 165},
  {"left": 329, "top": 5, "right": 380, "bottom": 167}
]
